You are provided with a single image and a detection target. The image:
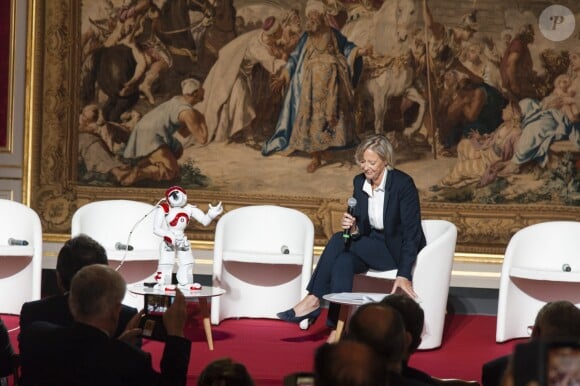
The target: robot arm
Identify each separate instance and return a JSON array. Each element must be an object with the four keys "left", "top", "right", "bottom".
[
  {"left": 153, "top": 202, "right": 176, "bottom": 245},
  {"left": 188, "top": 202, "right": 223, "bottom": 226}
]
